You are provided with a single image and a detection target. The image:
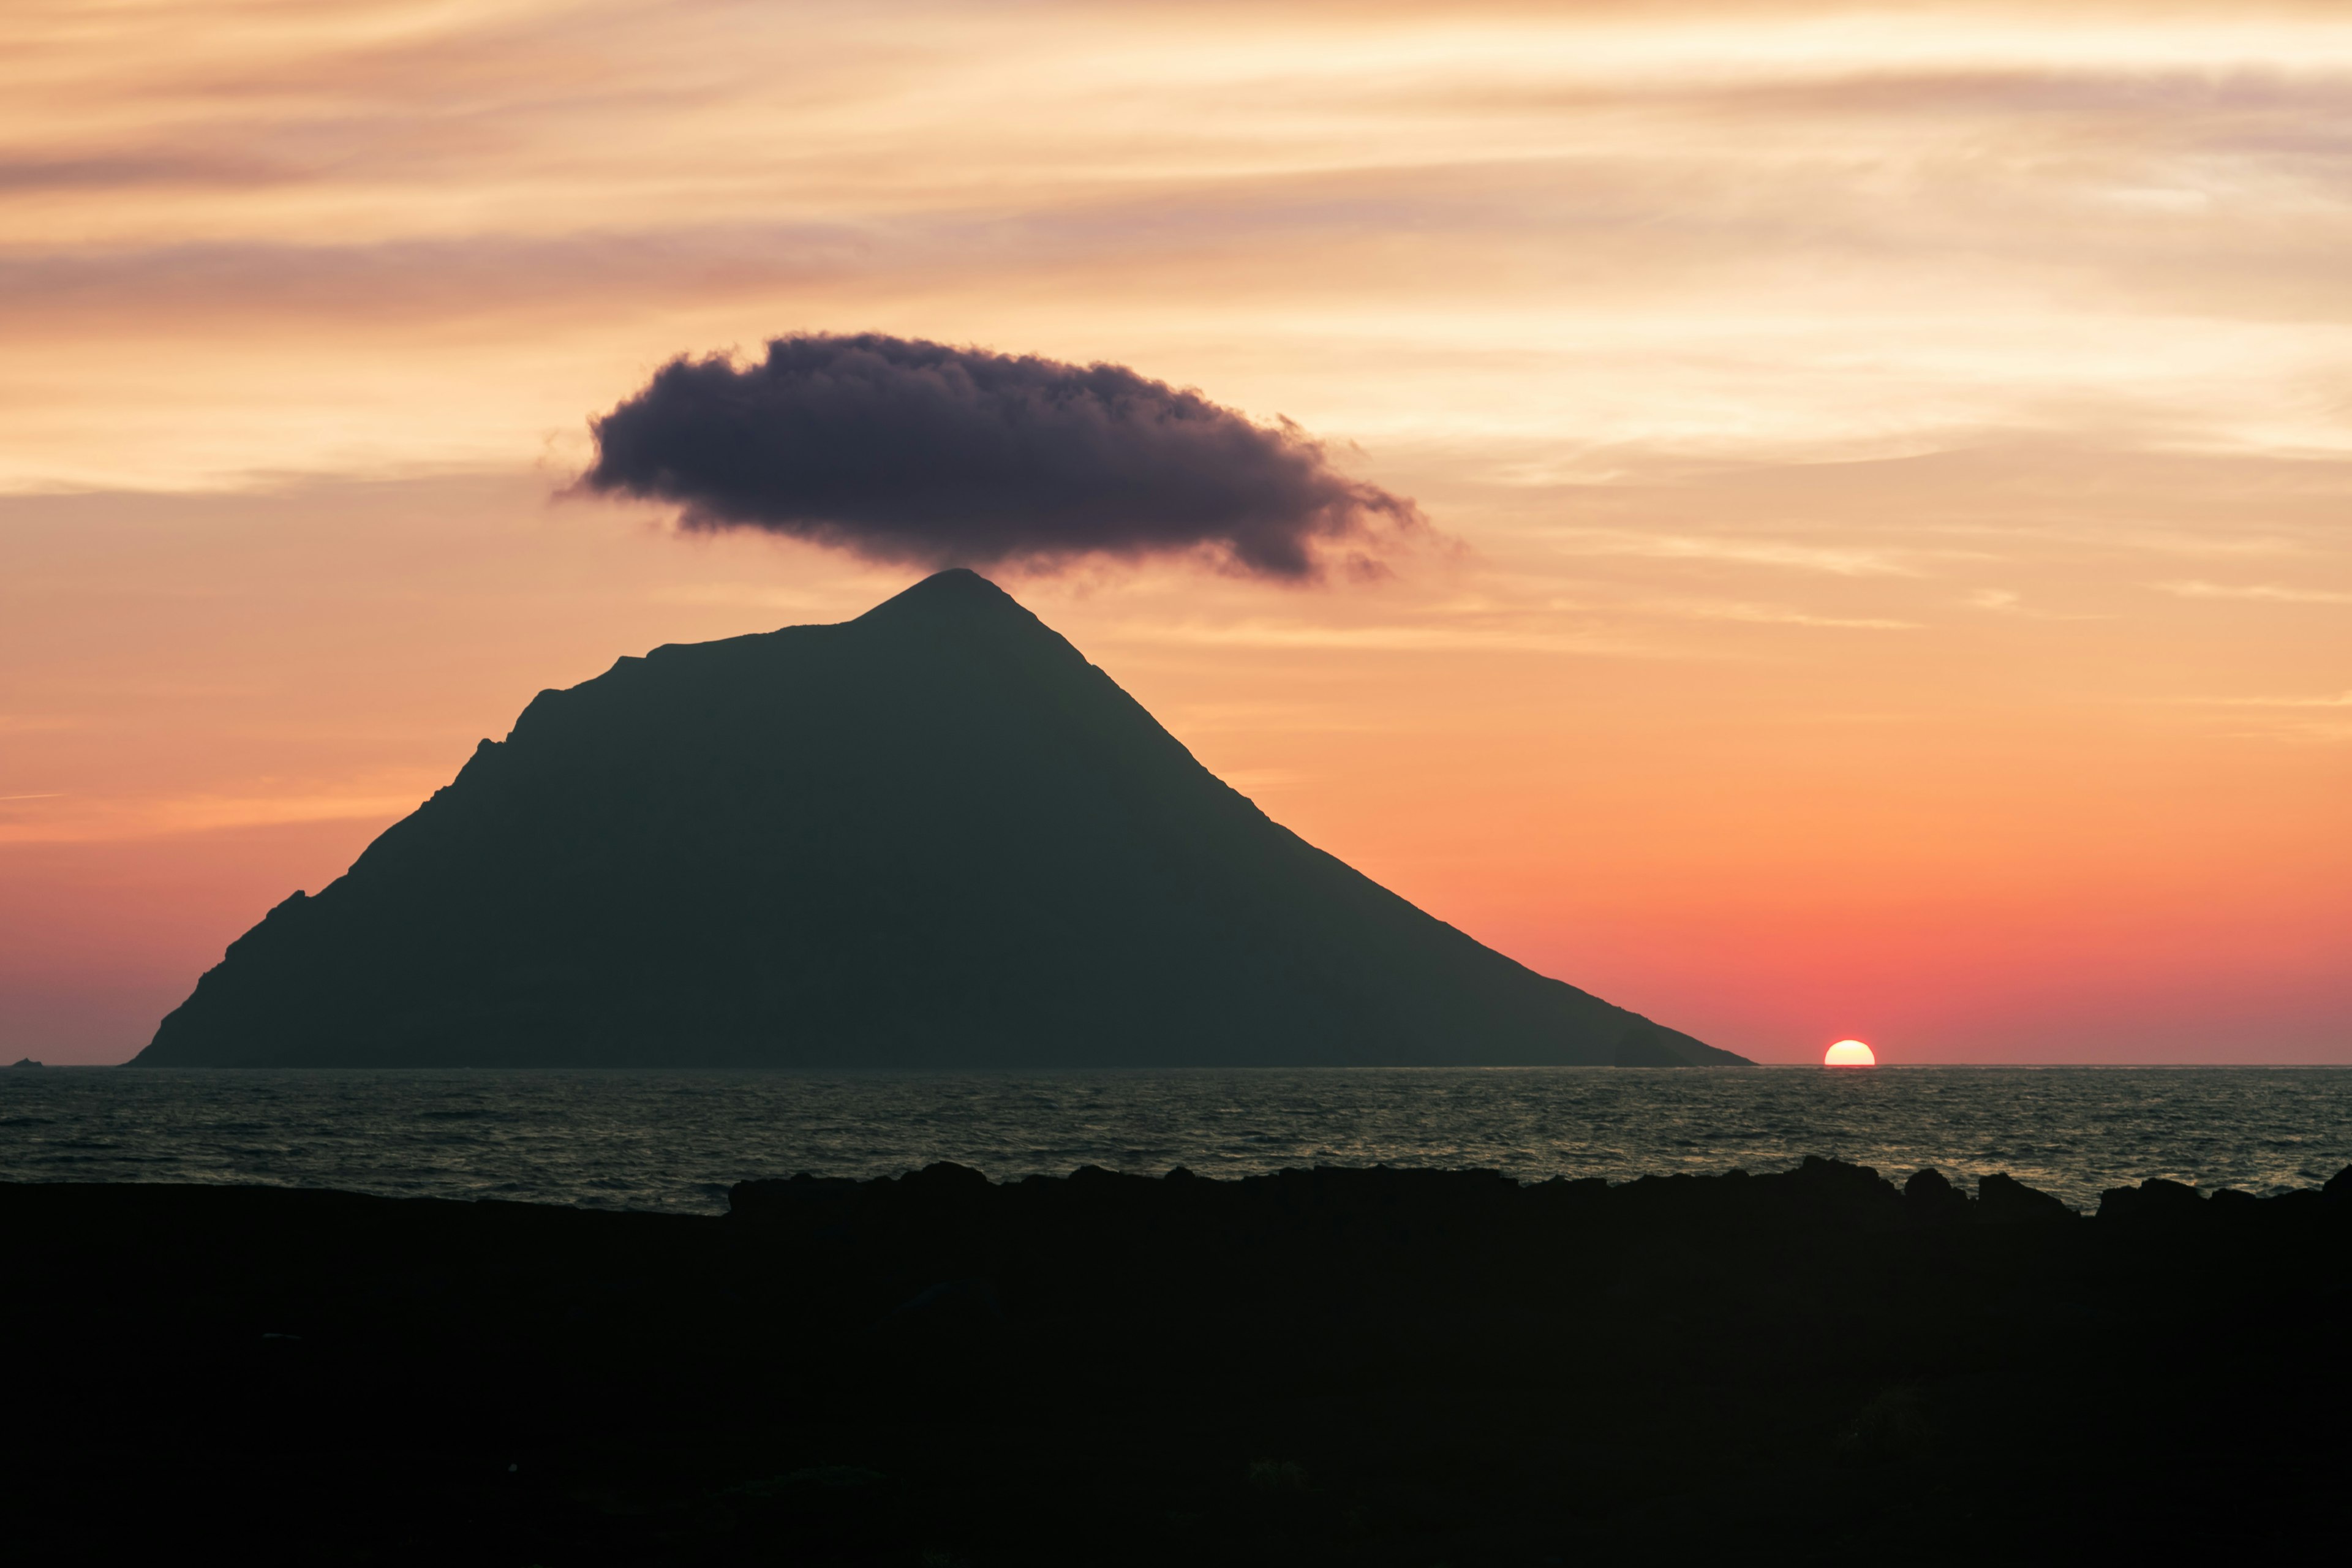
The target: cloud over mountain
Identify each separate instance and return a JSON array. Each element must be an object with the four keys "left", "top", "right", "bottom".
[{"left": 579, "top": 334, "right": 1422, "bottom": 578}]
